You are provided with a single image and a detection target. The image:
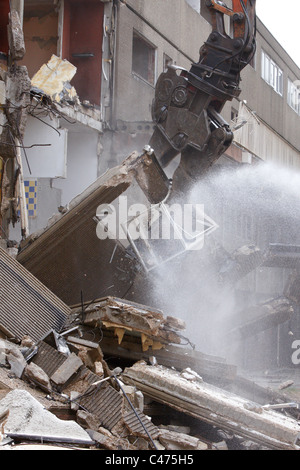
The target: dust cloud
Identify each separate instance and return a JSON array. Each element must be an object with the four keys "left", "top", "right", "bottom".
[{"left": 144, "top": 161, "right": 300, "bottom": 363}]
